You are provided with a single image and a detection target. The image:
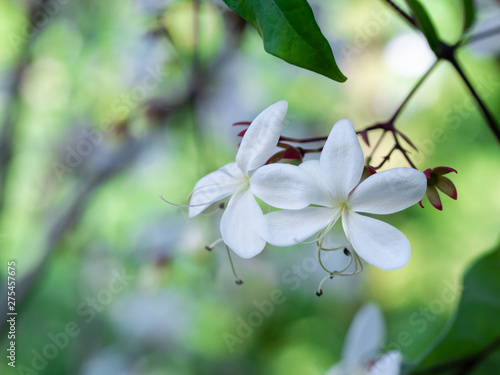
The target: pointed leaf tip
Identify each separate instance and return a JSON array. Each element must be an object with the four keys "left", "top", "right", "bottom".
[{"left": 223, "top": 0, "right": 347, "bottom": 82}]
